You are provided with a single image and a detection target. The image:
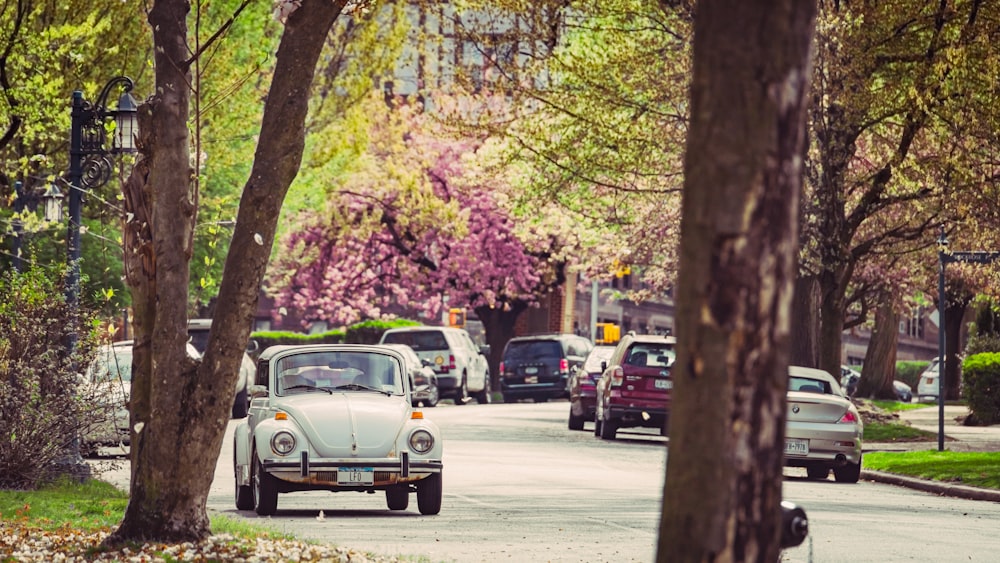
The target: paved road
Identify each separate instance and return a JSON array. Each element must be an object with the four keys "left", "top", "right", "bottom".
[{"left": 91, "top": 401, "right": 1000, "bottom": 563}]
